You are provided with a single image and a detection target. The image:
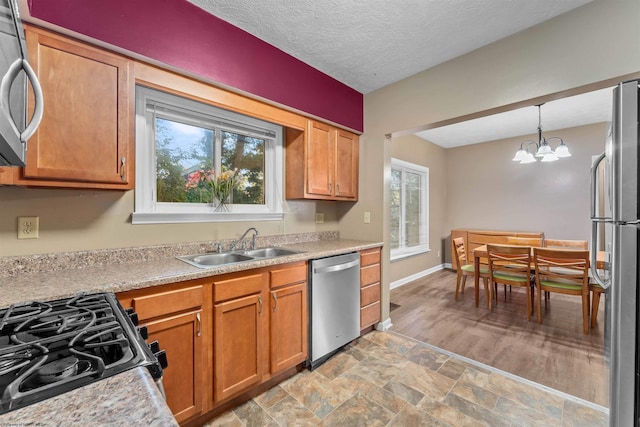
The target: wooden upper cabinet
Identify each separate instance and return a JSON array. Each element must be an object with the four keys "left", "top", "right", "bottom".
[
  {"left": 12, "top": 26, "right": 133, "bottom": 189},
  {"left": 335, "top": 129, "right": 358, "bottom": 199},
  {"left": 286, "top": 119, "right": 359, "bottom": 201},
  {"left": 306, "top": 121, "right": 333, "bottom": 197}
]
